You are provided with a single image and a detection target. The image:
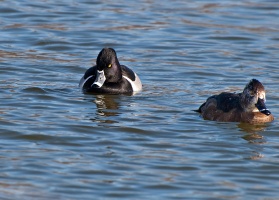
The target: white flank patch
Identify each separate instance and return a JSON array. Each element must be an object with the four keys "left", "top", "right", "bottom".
[
  {"left": 79, "top": 75, "right": 93, "bottom": 89},
  {"left": 123, "top": 73, "right": 142, "bottom": 92}
]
